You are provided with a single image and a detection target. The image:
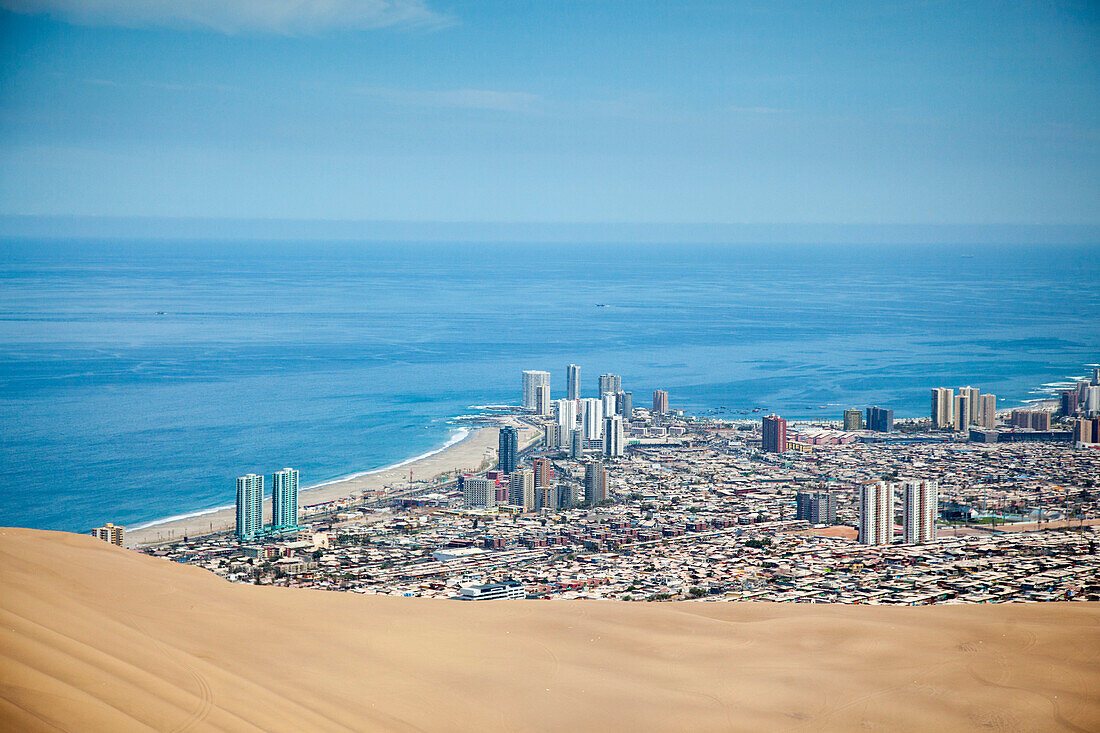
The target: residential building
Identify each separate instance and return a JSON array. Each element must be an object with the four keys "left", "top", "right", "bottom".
[
  {"left": 463, "top": 477, "right": 496, "bottom": 509},
  {"left": 498, "top": 426, "right": 518, "bottom": 474},
  {"left": 555, "top": 483, "right": 575, "bottom": 509},
  {"left": 556, "top": 399, "right": 577, "bottom": 432},
  {"left": 91, "top": 523, "right": 124, "bottom": 546},
  {"left": 953, "top": 392, "right": 972, "bottom": 431},
  {"left": 762, "top": 415, "right": 787, "bottom": 453},
  {"left": 543, "top": 422, "right": 561, "bottom": 450},
  {"left": 617, "top": 390, "right": 633, "bottom": 417},
  {"left": 795, "top": 491, "right": 836, "bottom": 525},
  {"left": 521, "top": 370, "right": 550, "bottom": 410},
  {"left": 271, "top": 467, "right": 299, "bottom": 530},
  {"left": 604, "top": 414, "right": 625, "bottom": 457},
  {"left": 567, "top": 364, "right": 581, "bottom": 401},
  {"left": 866, "top": 406, "right": 894, "bottom": 432},
  {"left": 902, "top": 480, "right": 938, "bottom": 544},
  {"left": 602, "top": 392, "right": 617, "bottom": 421},
  {"left": 979, "top": 393, "right": 997, "bottom": 428},
  {"left": 957, "top": 386, "right": 981, "bottom": 424},
  {"left": 859, "top": 480, "right": 894, "bottom": 545},
  {"left": 598, "top": 373, "right": 621, "bottom": 397},
  {"left": 532, "top": 456, "right": 552, "bottom": 489},
  {"left": 843, "top": 409, "right": 863, "bottom": 431},
  {"left": 1061, "top": 389, "right": 1079, "bottom": 417},
  {"left": 584, "top": 461, "right": 607, "bottom": 506},
  {"left": 535, "top": 384, "right": 551, "bottom": 416},
  {"left": 509, "top": 469, "right": 535, "bottom": 511},
  {"left": 652, "top": 389, "right": 669, "bottom": 414},
  {"left": 931, "top": 387, "right": 954, "bottom": 429},
  {"left": 236, "top": 473, "right": 264, "bottom": 541},
  {"left": 581, "top": 398, "right": 604, "bottom": 440}
]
